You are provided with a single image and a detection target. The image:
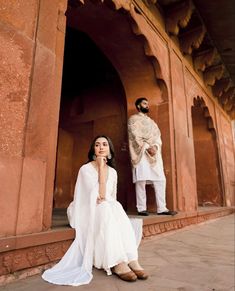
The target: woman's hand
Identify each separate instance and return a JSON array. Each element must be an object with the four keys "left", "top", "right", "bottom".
[
  {"left": 96, "top": 156, "right": 107, "bottom": 168},
  {"left": 96, "top": 196, "right": 105, "bottom": 204}
]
